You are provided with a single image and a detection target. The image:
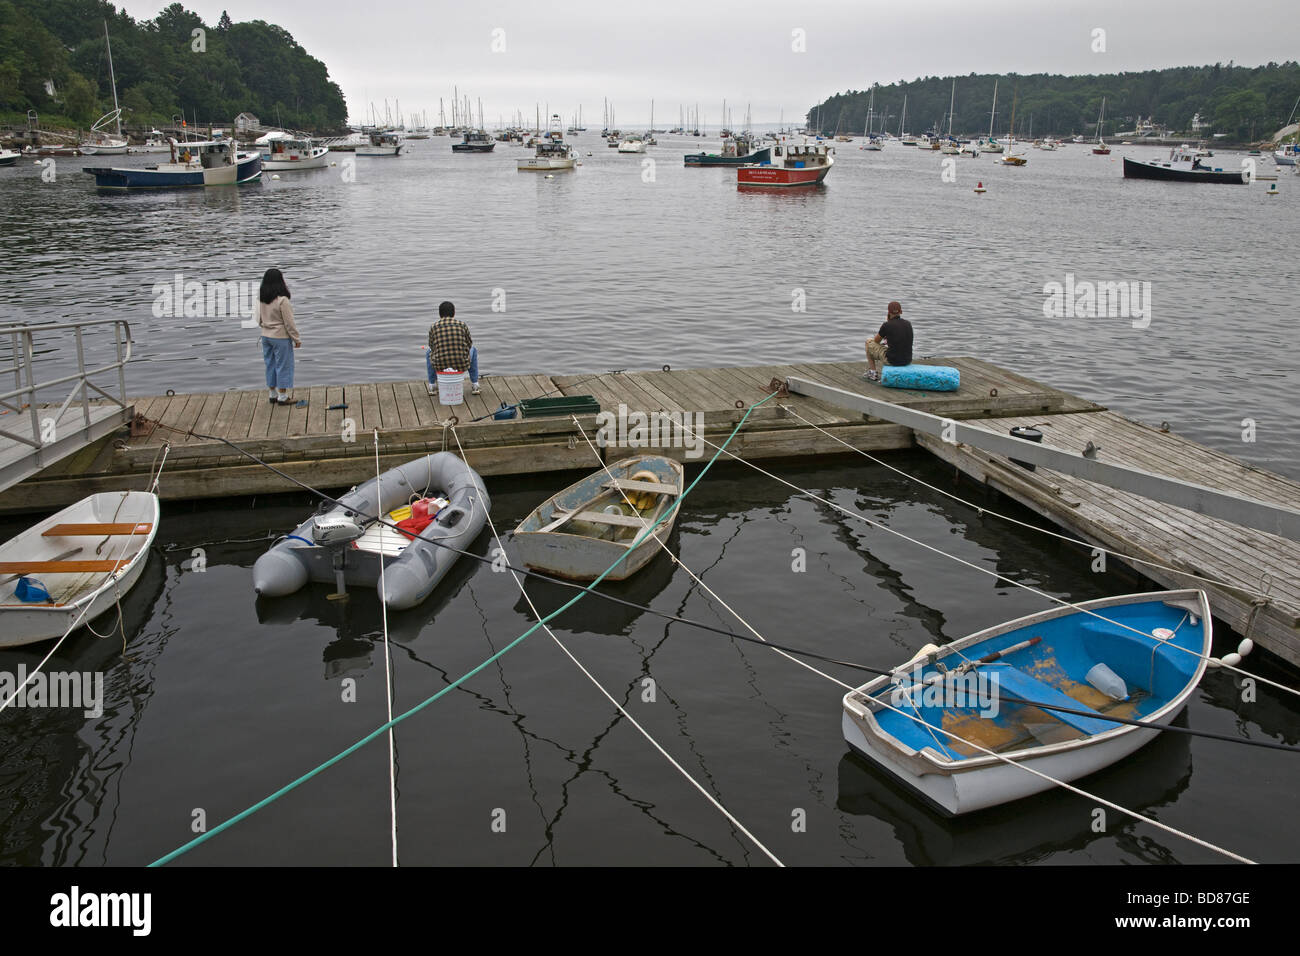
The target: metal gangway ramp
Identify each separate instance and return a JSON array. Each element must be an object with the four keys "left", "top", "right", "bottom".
[{"left": 0, "top": 319, "right": 135, "bottom": 494}]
